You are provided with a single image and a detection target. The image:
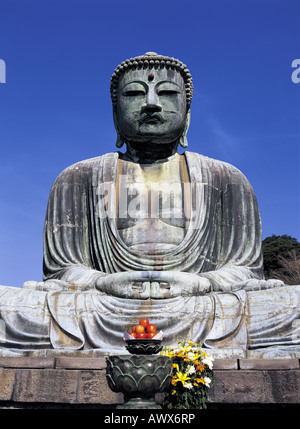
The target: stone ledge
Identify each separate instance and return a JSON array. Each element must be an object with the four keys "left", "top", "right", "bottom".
[
  {"left": 55, "top": 357, "right": 106, "bottom": 369},
  {"left": 239, "top": 358, "right": 300, "bottom": 370},
  {"left": 213, "top": 359, "right": 238, "bottom": 370},
  {"left": 0, "top": 357, "right": 298, "bottom": 408},
  {"left": 0, "top": 357, "right": 55, "bottom": 369},
  {"left": 0, "top": 356, "right": 298, "bottom": 371}
]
